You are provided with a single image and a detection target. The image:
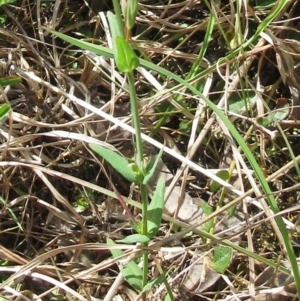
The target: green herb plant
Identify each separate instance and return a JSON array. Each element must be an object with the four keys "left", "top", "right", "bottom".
[{"left": 89, "top": 0, "right": 168, "bottom": 299}]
